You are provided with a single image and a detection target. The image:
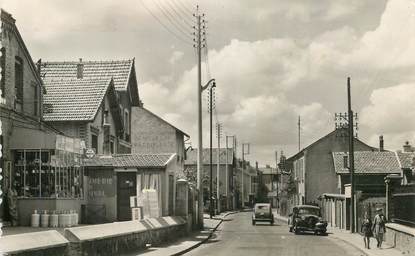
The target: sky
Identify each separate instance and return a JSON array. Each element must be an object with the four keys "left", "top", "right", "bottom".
[{"left": 3, "top": 0, "right": 415, "bottom": 166}]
